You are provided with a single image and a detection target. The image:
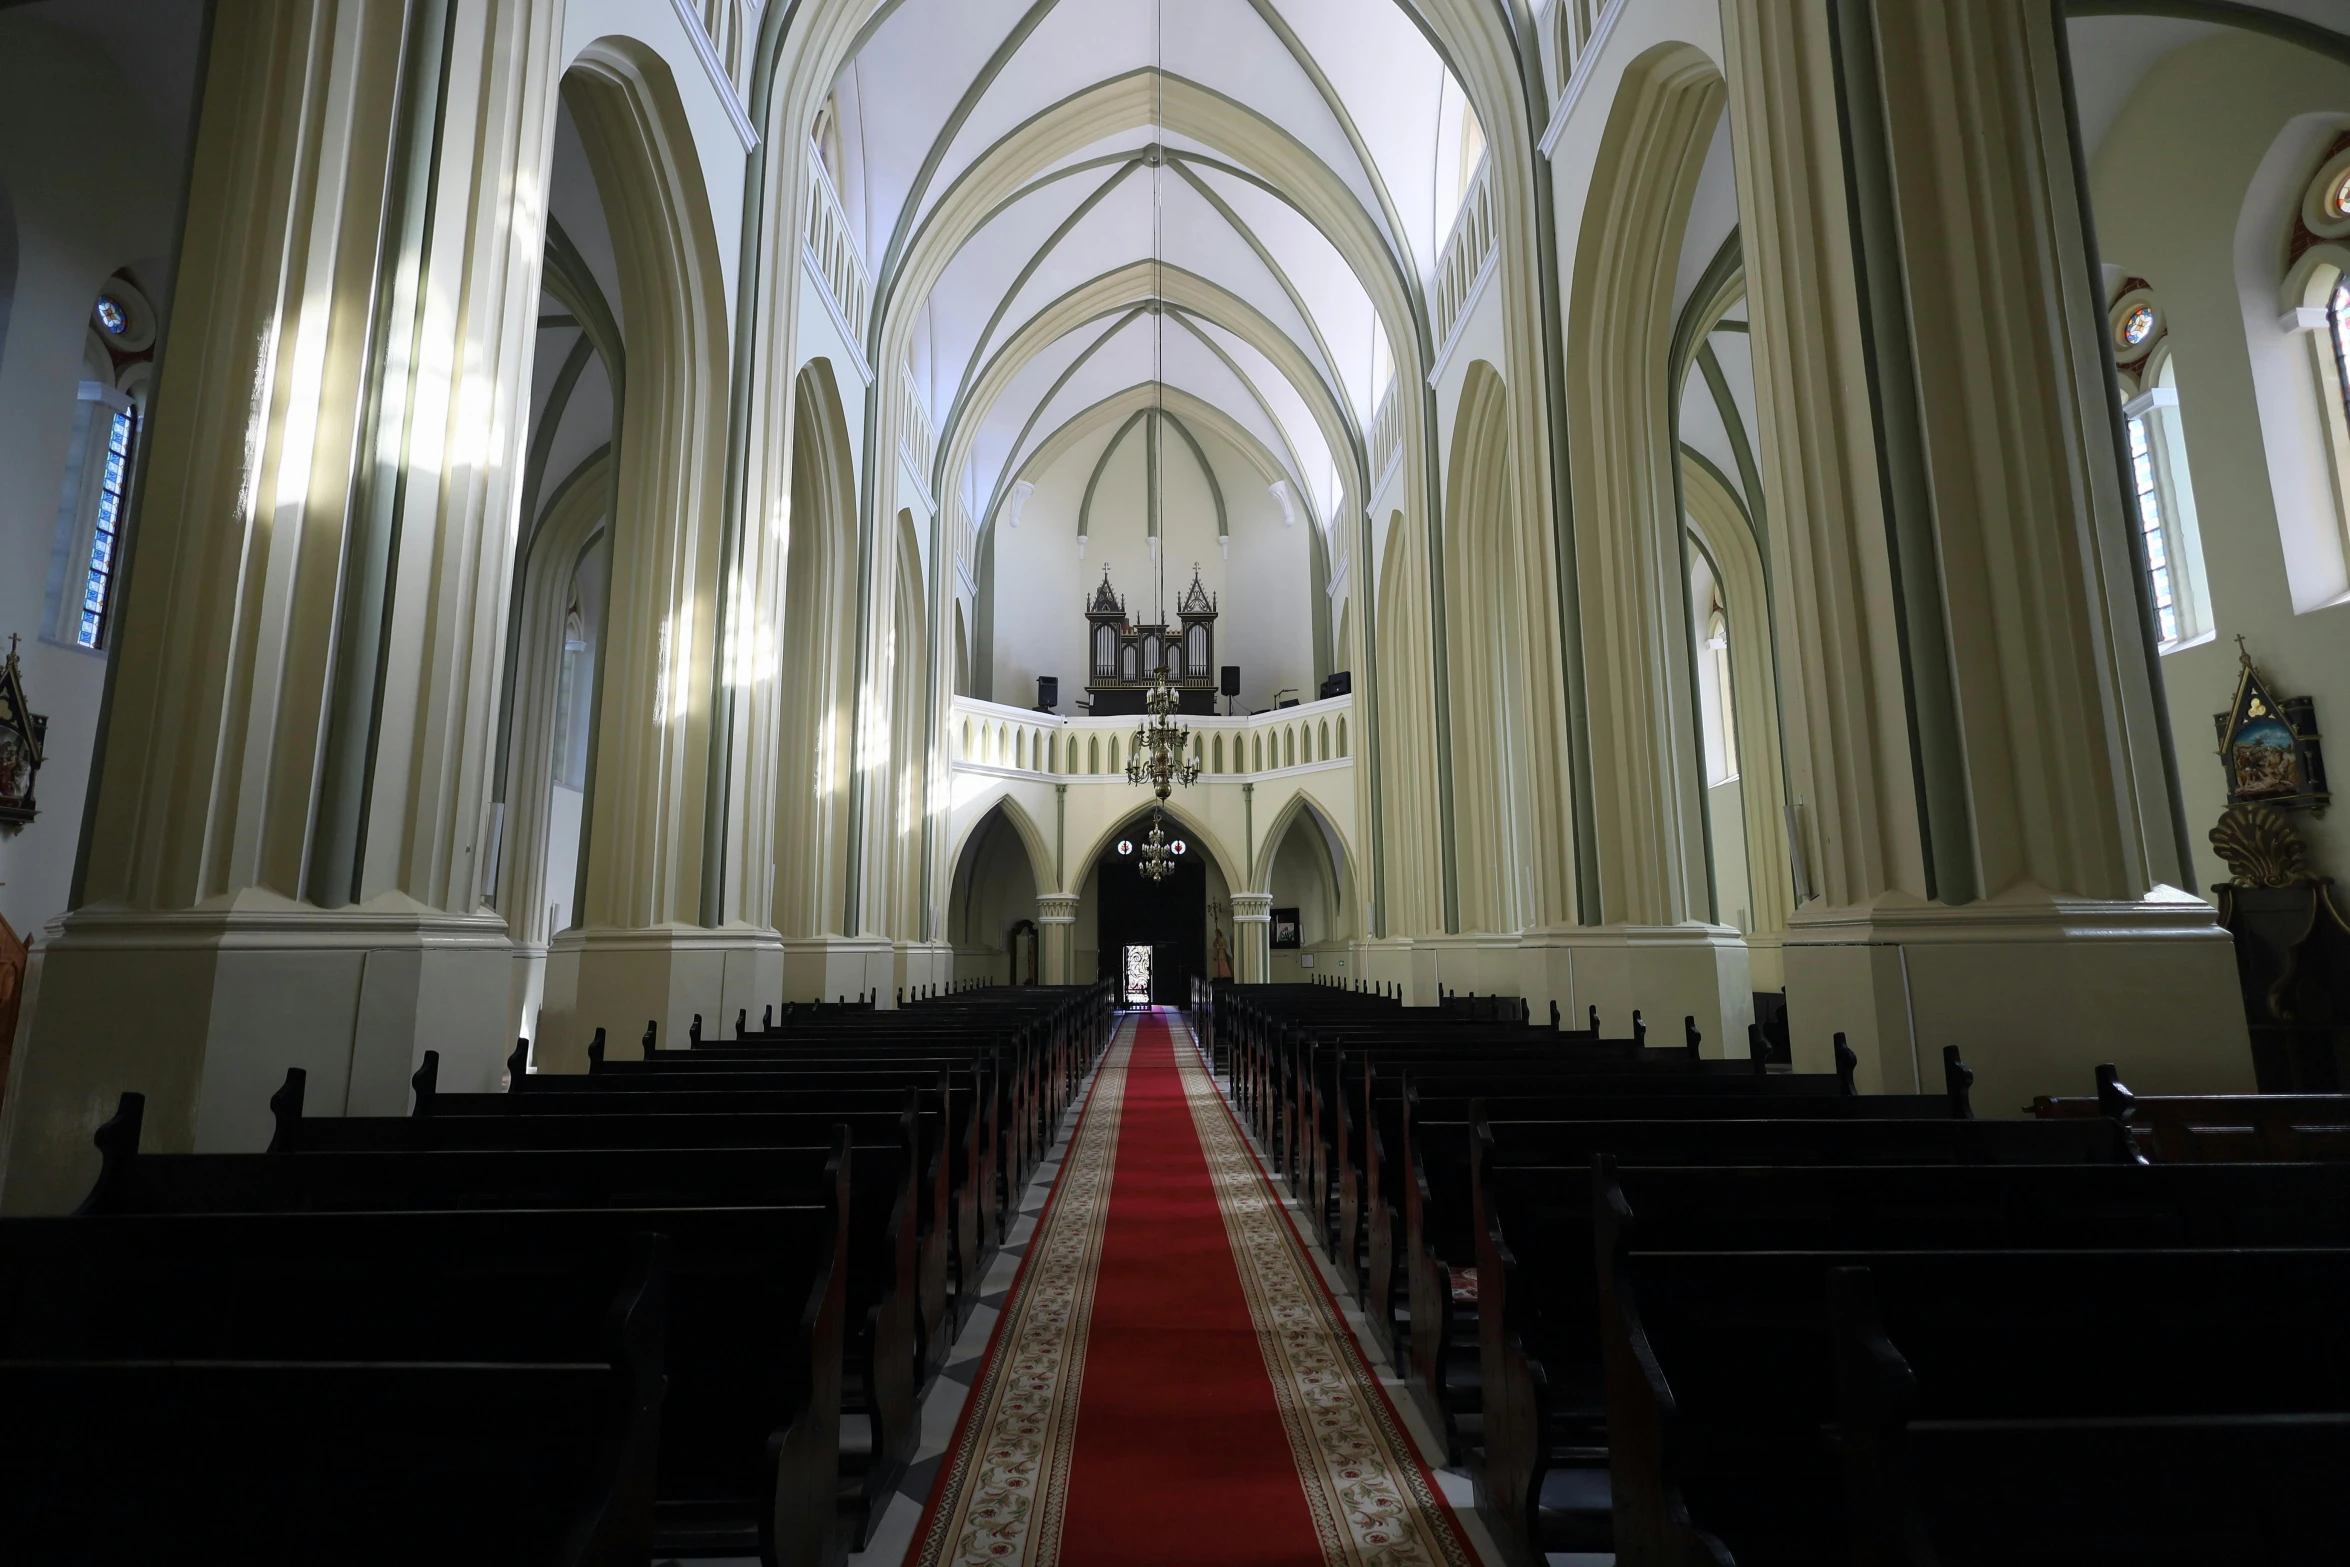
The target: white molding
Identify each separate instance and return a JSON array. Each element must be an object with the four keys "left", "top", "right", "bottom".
[
  {"left": 802, "top": 245, "right": 876, "bottom": 385},
  {"left": 2281, "top": 306, "right": 2330, "bottom": 335},
  {"left": 1326, "top": 549, "right": 1350, "bottom": 600},
  {"left": 2121, "top": 386, "right": 2180, "bottom": 419},
  {"left": 1537, "top": 0, "right": 1629, "bottom": 159},
  {"left": 1006, "top": 479, "right": 1034, "bottom": 528},
  {"left": 1426, "top": 244, "right": 1499, "bottom": 388},
  {"left": 76, "top": 379, "right": 133, "bottom": 413},
  {"left": 667, "top": 0, "right": 759, "bottom": 151}
]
